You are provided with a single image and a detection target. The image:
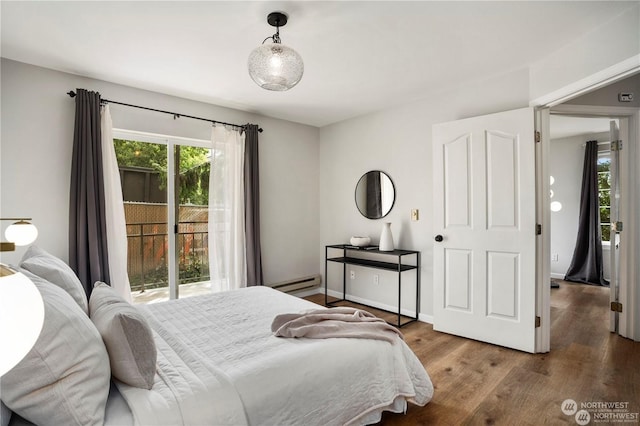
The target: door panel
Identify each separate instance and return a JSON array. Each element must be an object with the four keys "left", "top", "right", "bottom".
[
  {"left": 487, "top": 251, "right": 519, "bottom": 319},
  {"left": 444, "top": 135, "right": 472, "bottom": 228},
  {"left": 433, "top": 107, "right": 536, "bottom": 353},
  {"left": 487, "top": 131, "right": 519, "bottom": 229},
  {"left": 444, "top": 249, "right": 472, "bottom": 311}
]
